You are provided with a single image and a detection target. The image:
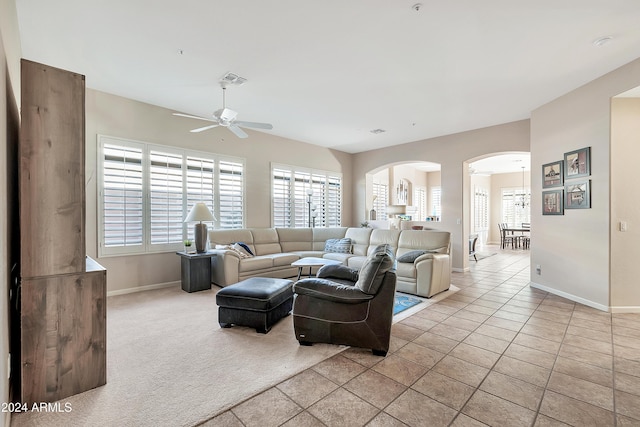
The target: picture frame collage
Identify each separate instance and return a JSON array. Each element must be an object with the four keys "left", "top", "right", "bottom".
[{"left": 542, "top": 147, "right": 591, "bottom": 215}]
